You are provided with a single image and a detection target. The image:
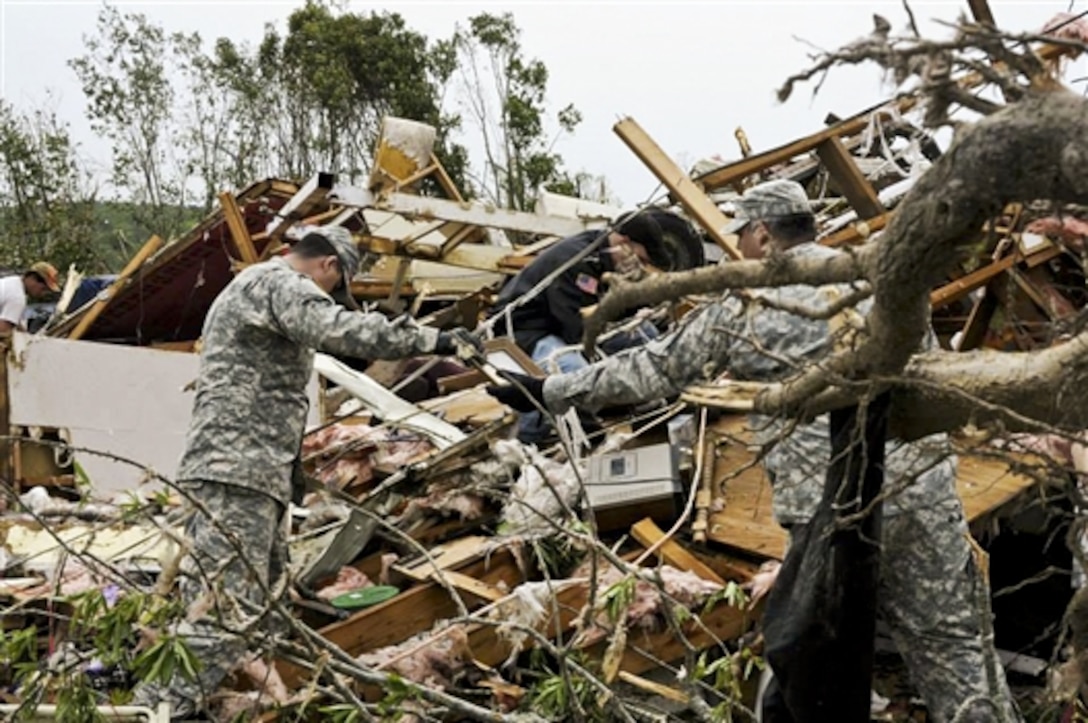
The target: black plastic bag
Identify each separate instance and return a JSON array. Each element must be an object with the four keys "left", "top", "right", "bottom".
[{"left": 761, "top": 393, "right": 891, "bottom": 722}]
